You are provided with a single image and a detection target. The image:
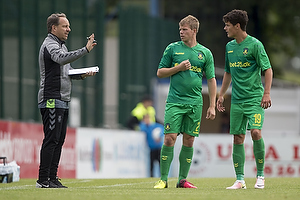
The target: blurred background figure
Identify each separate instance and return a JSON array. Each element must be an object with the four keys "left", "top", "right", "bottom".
[
  {"left": 139, "top": 114, "right": 164, "bottom": 177},
  {"left": 127, "top": 95, "right": 161, "bottom": 130}
]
